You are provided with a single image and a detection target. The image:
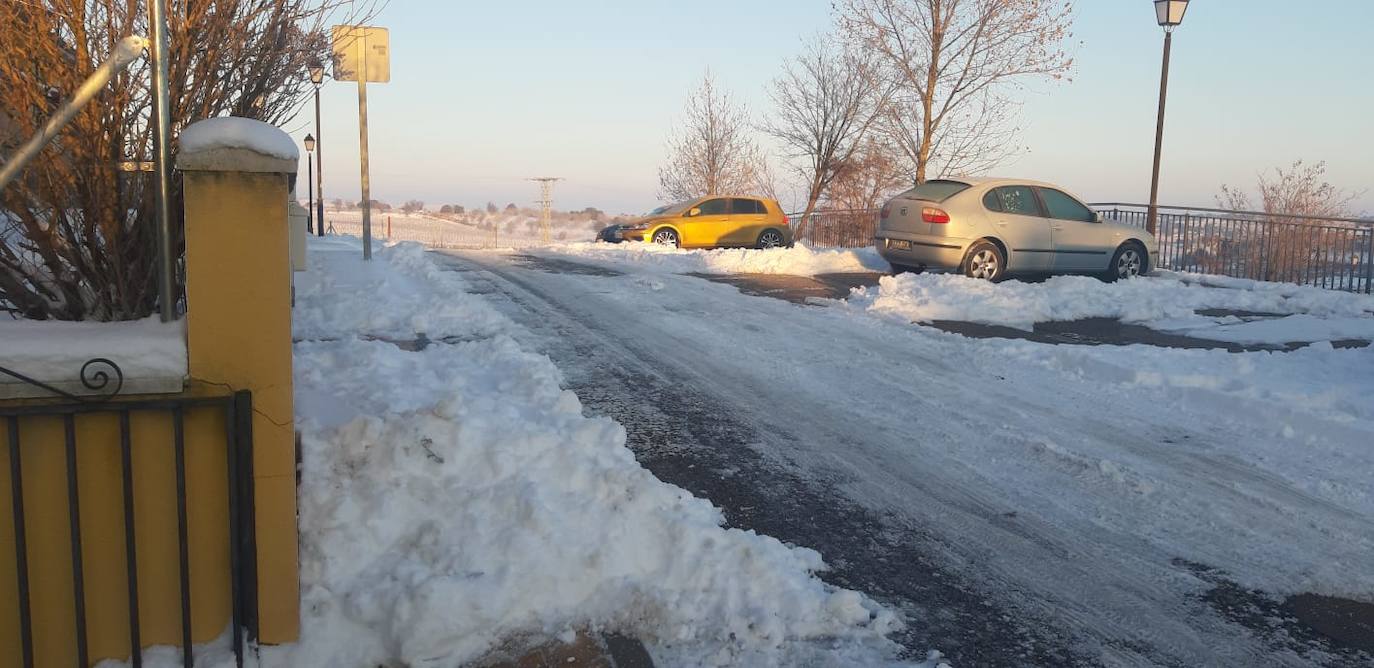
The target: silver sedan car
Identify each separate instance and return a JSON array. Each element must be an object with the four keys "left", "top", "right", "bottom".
[{"left": 874, "top": 177, "right": 1159, "bottom": 281}]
